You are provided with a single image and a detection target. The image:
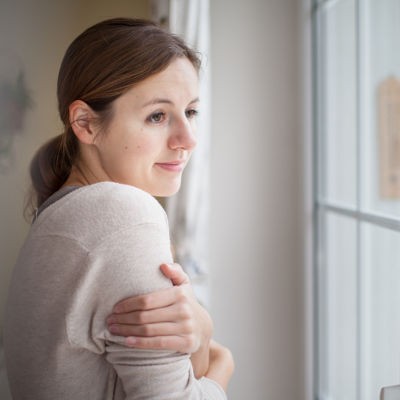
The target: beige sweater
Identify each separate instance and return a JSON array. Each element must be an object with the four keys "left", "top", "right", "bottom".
[{"left": 4, "top": 182, "right": 226, "bottom": 400}]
